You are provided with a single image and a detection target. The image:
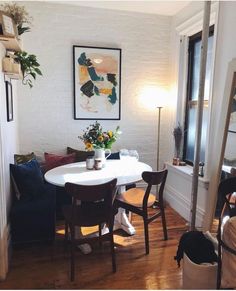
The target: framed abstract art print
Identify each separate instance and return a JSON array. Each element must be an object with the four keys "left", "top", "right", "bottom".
[{"left": 73, "top": 45, "right": 121, "bottom": 120}]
